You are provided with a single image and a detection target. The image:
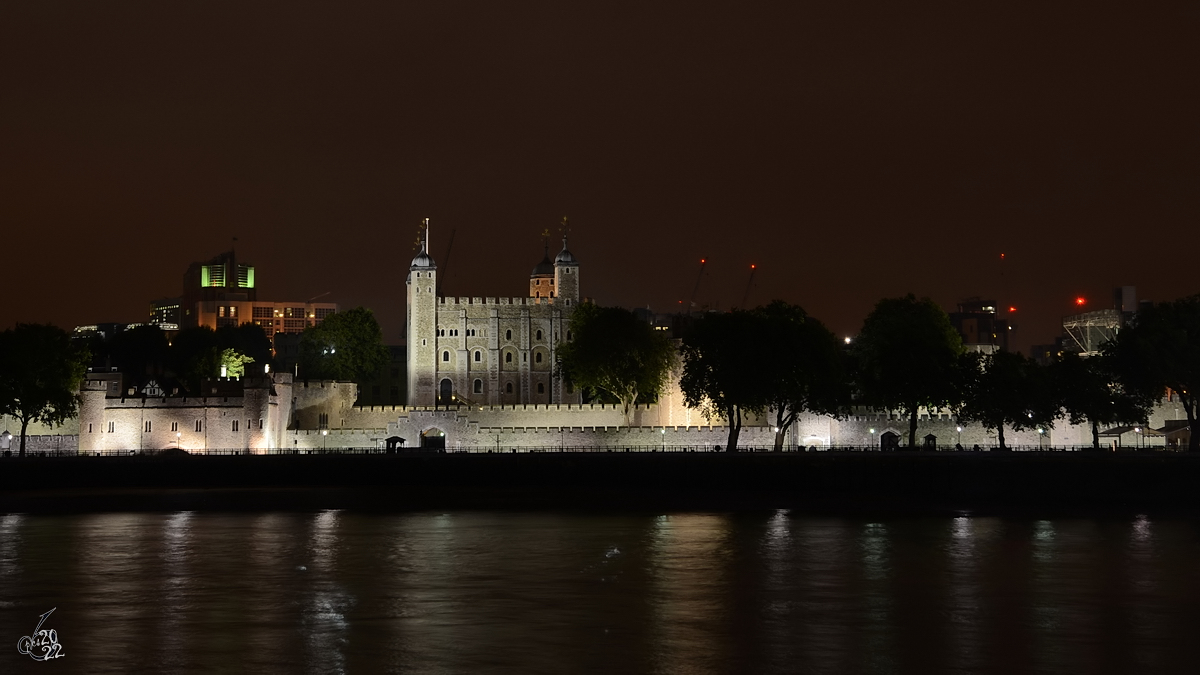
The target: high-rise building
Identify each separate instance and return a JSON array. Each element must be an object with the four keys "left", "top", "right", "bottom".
[{"left": 948, "top": 298, "right": 1010, "bottom": 353}]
